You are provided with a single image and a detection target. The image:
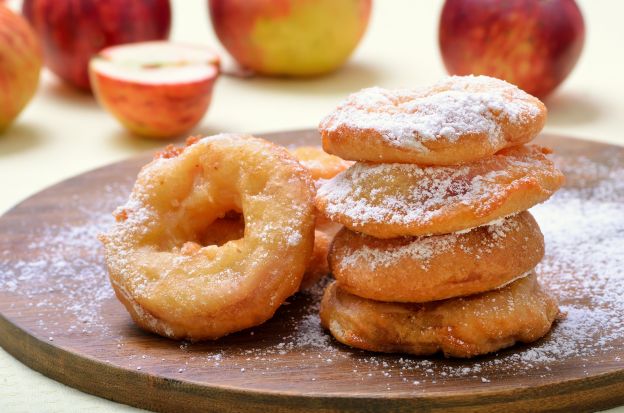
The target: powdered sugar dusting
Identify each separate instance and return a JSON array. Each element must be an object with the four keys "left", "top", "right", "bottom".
[
  {"left": 320, "top": 75, "right": 541, "bottom": 151},
  {"left": 337, "top": 214, "right": 520, "bottom": 271},
  {"left": 0, "top": 185, "right": 128, "bottom": 334},
  {"left": 317, "top": 146, "right": 560, "bottom": 232},
  {"left": 318, "top": 162, "right": 469, "bottom": 226},
  {"left": 0, "top": 145, "right": 623, "bottom": 393}
]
